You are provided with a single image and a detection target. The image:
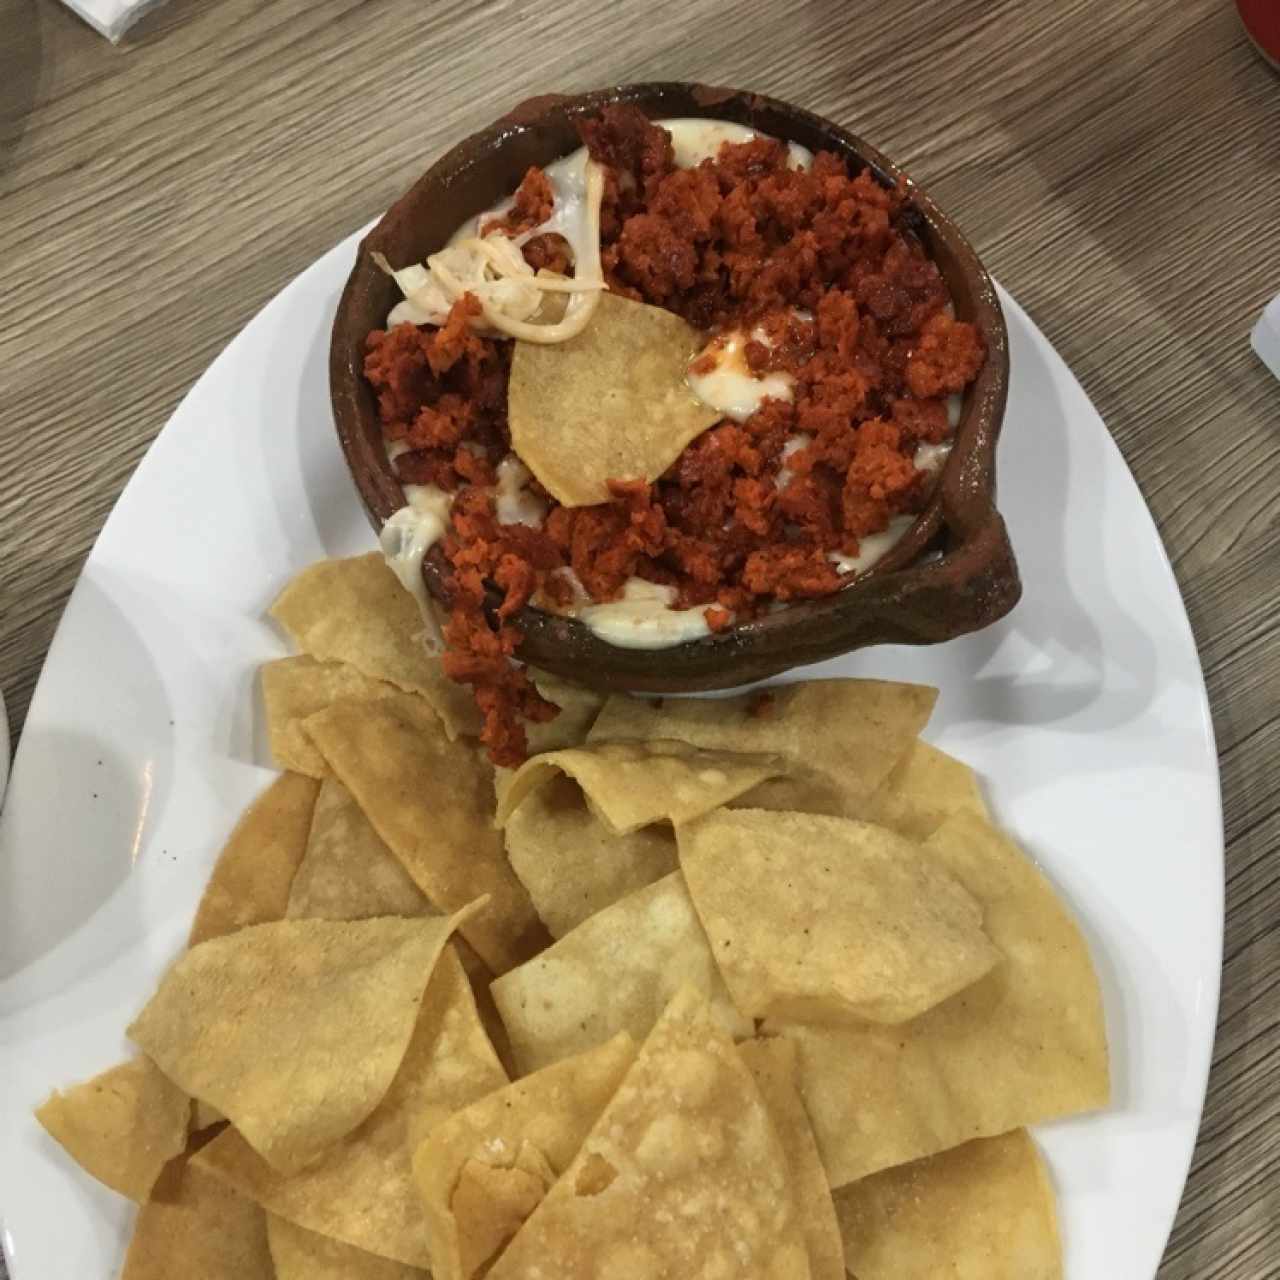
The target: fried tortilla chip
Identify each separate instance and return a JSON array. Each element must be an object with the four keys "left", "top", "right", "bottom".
[
  {"left": 267, "top": 1215, "right": 429, "bottom": 1280},
  {"left": 525, "top": 670, "right": 604, "bottom": 754},
  {"left": 414, "top": 1032, "right": 638, "bottom": 1280},
  {"left": 198, "top": 946, "right": 507, "bottom": 1268},
  {"left": 192, "top": 1100, "right": 226, "bottom": 1131},
  {"left": 284, "top": 776, "right": 495, "bottom": 1002},
  {"left": 270, "top": 553, "right": 480, "bottom": 738},
  {"left": 35, "top": 1057, "right": 189, "bottom": 1202},
  {"left": 739, "top": 1038, "right": 844, "bottom": 1280},
  {"left": 485, "top": 985, "right": 811, "bottom": 1279},
  {"left": 496, "top": 739, "right": 784, "bottom": 834},
  {"left": 188, "top": 772, "right": 319, "bottom": 946},
  {"left": 261, "top": 656, "right": 426, "bottom": 777},
  {"left": 504, "top": 773, "right": 678, "bottom": 938},
  {"left": 773, "top": 812, "right": 1109, "bottom": 1187},
  {"left": 121, "top": 1156, "right": 273, "bottom": 1280},
  {"left": 590, "top": 679, "right": 937, "bottom": 816},
  {"left": 305, "top": 698, "right": 548, "bottom": 973},
  {"left": 508, "top": 291, "right": 721, "bottom": 507},
  {"left": 130, "top": 910, "right": 478, "bottom": 1175},
  {"left": 833, "top": 1130, "right": 1062, "bottom": 1280},
  {"left": 861, "top": 739, "right": 989, "bottom": 841},
  {"left": 679, "top": 809, "right": 998, "bottom": 1025},
  {"left": 491, "top": 871, "right": 750, "bottom": 1074},
  {"left": 287, "top": 778, "right": 433, "bottom": 921}
]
